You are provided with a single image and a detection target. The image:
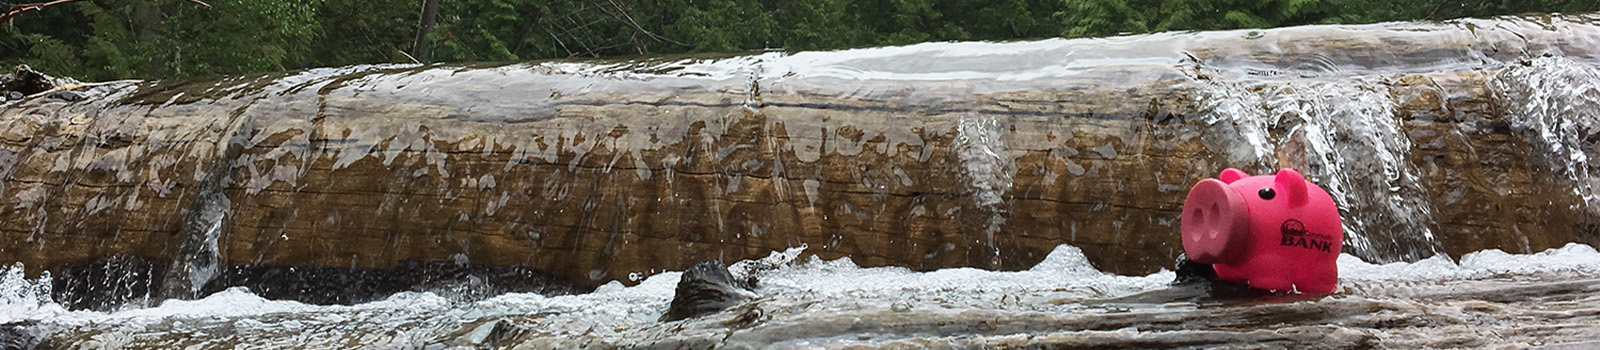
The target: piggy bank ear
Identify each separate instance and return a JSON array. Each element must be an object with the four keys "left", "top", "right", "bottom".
[
  {"left": 1219, "top": 168, "right": 1248, "bottom": 184},
  {"left": 1274, "top": 168, "right": 1309, "bottom": 206}
]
